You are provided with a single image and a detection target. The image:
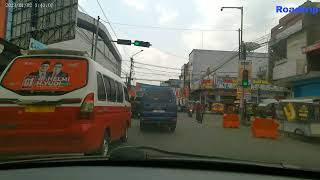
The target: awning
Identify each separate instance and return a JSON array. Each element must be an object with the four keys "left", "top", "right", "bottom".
[{"left": 302, "top": 41, "right": 320, "bottom": 54}]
